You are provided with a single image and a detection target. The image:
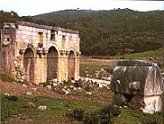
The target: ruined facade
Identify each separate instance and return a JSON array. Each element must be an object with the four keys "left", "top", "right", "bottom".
[
  {"left": 0, "top": 21, "right": 80, "bottom": 84},
  {"left": 111, "top": 60, "right": 164, "bottom": 113}
]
